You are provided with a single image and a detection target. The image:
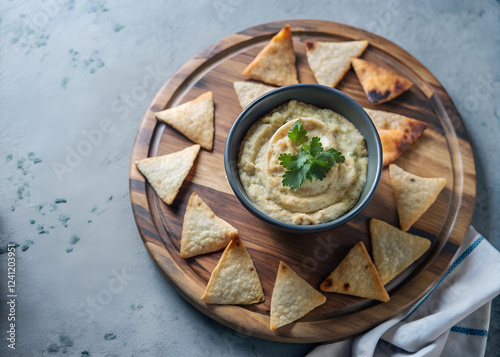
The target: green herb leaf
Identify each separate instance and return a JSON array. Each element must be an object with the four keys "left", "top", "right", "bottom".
[
  {"left": 287, "top": 120, "right": 308, "bottom": 144},
  {"left": 282, "top": 161, "right": 311, "bottom": 190},
  {"left": 278, "top": 151, "right": 309, "bottom": 171},
  {"left": 303, "top": 136, "right": 323, "bottom": 157},
  {"left": 279, "top": 123, "right": 345, "bottom": 190},
  {"left": 325, "top": 147, "right": 345, "bottom": 163}
]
